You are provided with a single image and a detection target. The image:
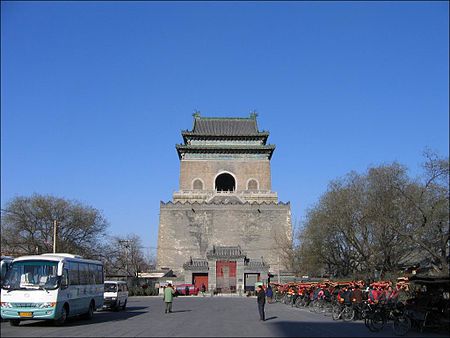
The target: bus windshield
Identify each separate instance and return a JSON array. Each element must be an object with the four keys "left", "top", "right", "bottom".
[{"left": 2, "top": 260, "right": 59, "bottom": 291}]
